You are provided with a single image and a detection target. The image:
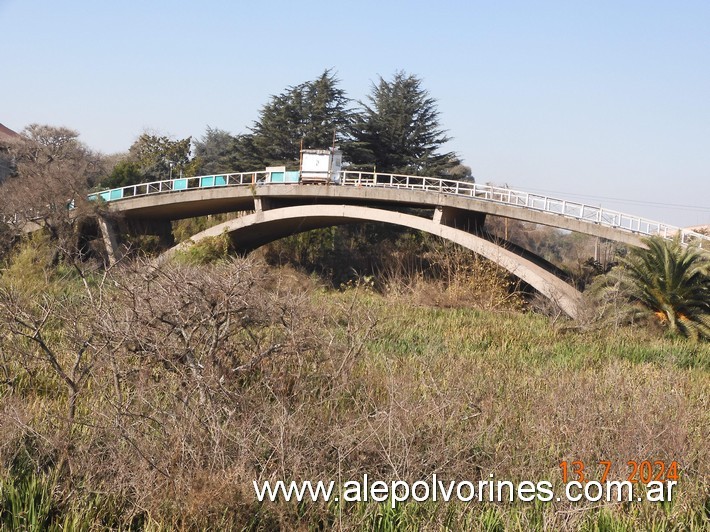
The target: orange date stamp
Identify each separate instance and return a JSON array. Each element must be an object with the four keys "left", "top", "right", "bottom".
[{"left": 560, "top": 460, "right": 679, "bottom": 484}]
